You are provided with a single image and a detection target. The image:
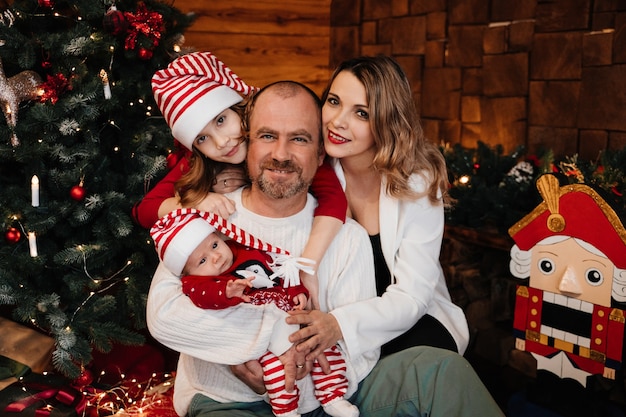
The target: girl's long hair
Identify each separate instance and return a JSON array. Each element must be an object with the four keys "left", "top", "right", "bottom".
[
  {"left": 175, "top": 100, "right": 248, "bottom": 207},
  {"left": 321, "top": 55, "right": 449, "bottom": 205}
]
